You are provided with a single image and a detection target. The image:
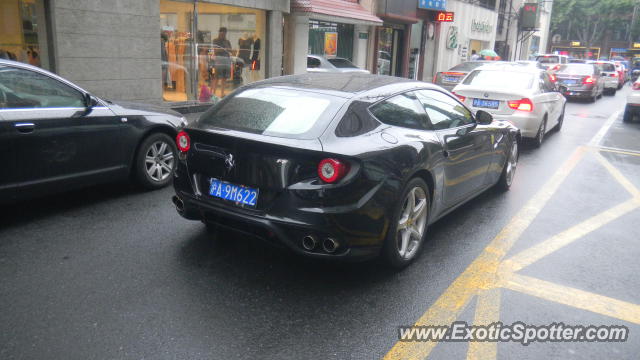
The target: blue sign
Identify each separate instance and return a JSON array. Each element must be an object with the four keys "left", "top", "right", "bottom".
[
  {"left": 419, "top": 0, "right": 447, "bottom": 11},
  {"left": 611, "top": 48, "right": 627, "bottom": 53}
]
